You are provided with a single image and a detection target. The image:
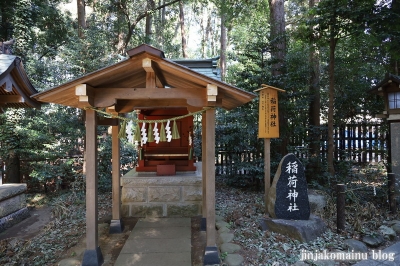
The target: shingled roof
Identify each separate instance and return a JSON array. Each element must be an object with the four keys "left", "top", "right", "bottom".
[
  {"left": 0, "top": 54, "right": 41, "bottom": 111},
  {"left": 33, "top": 44, "right": 255, "bottom": 112}
]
